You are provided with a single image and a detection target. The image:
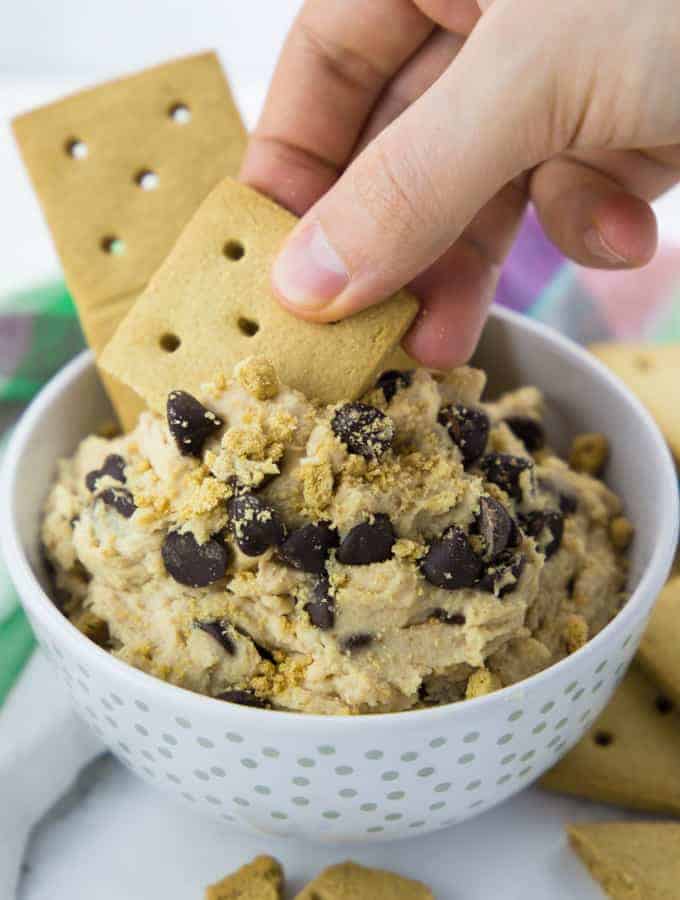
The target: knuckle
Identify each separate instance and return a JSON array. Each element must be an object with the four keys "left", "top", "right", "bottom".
[{"left": 296, "top": 18, "right": 385, "bottom": 93}]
